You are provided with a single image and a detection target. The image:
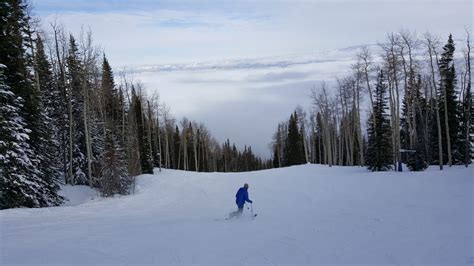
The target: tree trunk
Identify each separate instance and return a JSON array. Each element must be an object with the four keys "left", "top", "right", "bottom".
[
  {"left": 82, "top": 75, "right": 93, "bottom": 186},
  {"left": 464, "top": 32, "right": 472, "bottom": 167},
  {"left": 426, "top": 35, "right": 443, "bottom": 170}
]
